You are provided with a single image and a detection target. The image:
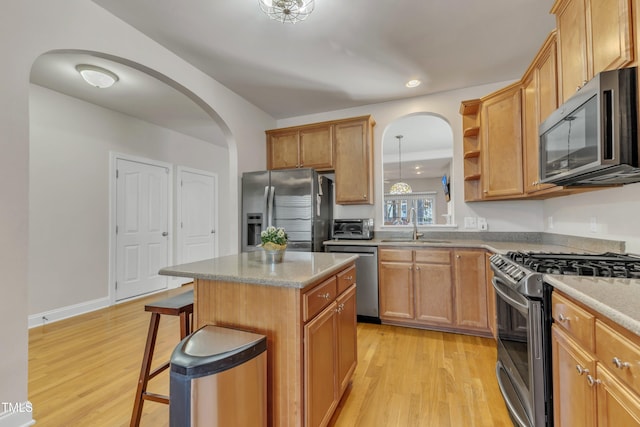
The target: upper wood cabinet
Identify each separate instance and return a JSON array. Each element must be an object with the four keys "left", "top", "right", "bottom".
[
  {"left": 522, "top": 31, "right": 560, "bottom": 195},
  {"left": 552, "top": 0, "right": 633, "bottom": 103},
  {"left": 266, "top": 115, "right": 375, "bottom": 205},
  {"left": 267, "top": 124, "right": 333, "bottom": 171},
  {"left": 480, "top": 83, "right": 524, "bottom": 199},
  {"left": 334, "top": 116, "right": 375, "bottom": 205}
]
